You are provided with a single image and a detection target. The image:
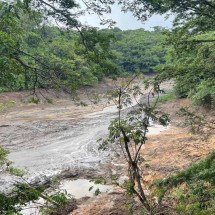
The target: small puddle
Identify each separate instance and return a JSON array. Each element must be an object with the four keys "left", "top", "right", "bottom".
[
  {"left": 60, "top": 179, "right": 112, "bottom": 199},
  {"left": 21, "top": 179, "right": 112, "bottom": 215}
]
